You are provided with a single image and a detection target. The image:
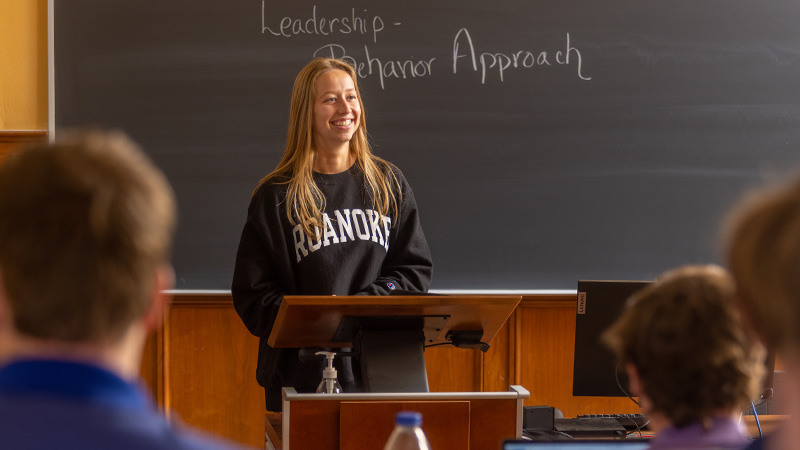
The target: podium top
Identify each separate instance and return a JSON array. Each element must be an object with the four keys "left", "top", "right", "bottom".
[
  {"left": 282, "top": 385, "right": 530, "bottom": 402},
  {"left": 267, "top": 295, "right": 521, "bottom": 348}
]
